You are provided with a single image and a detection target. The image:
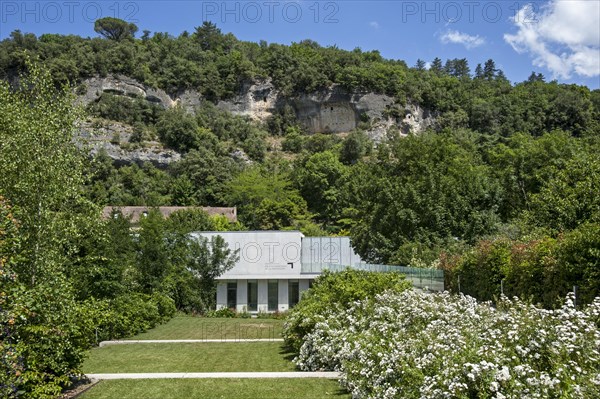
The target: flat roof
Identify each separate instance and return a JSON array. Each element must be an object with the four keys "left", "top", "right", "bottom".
[{"left": 192, "top": 230, "right": 303, "bottom": 234}]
